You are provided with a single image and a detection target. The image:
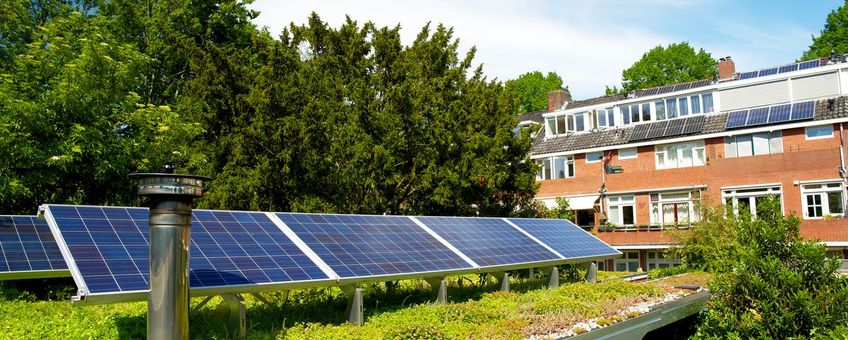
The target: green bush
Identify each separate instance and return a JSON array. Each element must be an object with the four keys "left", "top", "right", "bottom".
[
  {"left": 693, "top": 197, "right": 848, "bottom": 338},
  {"left": 384, "top": 323, "right": 446, "bottom": 339},
  {"left": 646, "top": 265, "right": 689, "bottom": 280}
]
